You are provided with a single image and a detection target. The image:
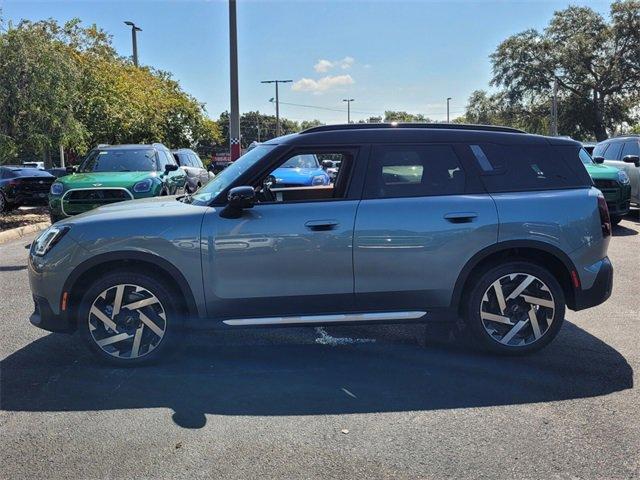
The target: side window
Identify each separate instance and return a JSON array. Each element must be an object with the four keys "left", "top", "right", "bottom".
[
  {"left": 257, "top": 151, "right": 352, "bottom": 203},
  {"left": 156, "top": 151, "right": 171, "bottom": 170},
  {"left": 364, "top": 145, "right": 465, "bottom": 199},
  {"left": 592, "top": 143, "right": 609, "bottom": 158},
  {"left": 178, "top": 153, "right": 191, "bottom": 167},
  {"left": 621, "top": 141, "right": 640, "bottom": 158},
  {"left": 471, "top": 143, "right": 585, "bottom": 192},
  {"left": 604, "top": 142, "right": 623, "bottom": 160},
  {"left": 190, "top": 153, "right": 203, "bottom": 168}
]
